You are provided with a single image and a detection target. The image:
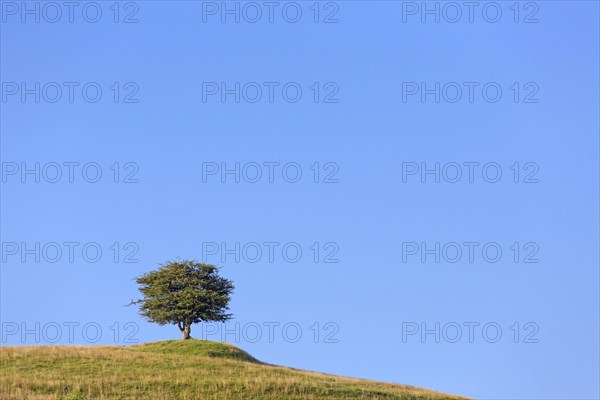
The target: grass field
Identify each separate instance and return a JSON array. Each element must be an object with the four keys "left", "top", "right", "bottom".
[{"left": 0, "top": 340, "right": 468, "bottom": 400}]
